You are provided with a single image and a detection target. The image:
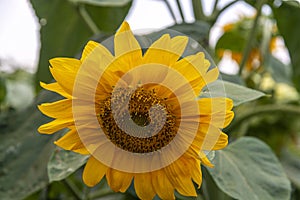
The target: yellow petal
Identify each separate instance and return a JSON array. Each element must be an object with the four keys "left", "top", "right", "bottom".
[
  {"left": 134, "top": 173, "right": 156, "bottom": 200},
  {"left": 212, "top": 132, "right": 228, "bottom": 150},
  {"left": 170, "top": 52, "right": 214, "bottom": 95},
  {"left": 171, "top": 53, "right": 204, "bottom": 82},
  {"left": 40, "top": 82, "right": 72, "bottom": 99},
  {"left": 170, "top": 36, "right": 189, "bottom": 58},
  {"left": 152, "top": 170, "right": 175, "bottom": 200},
  {"left": 190, "top": 159, "right": 202, "bottom": 188},
  {"left": 81, "top": 40, "right": 100, "bottom": 61},
  {"left": 199, "top": 112, "right": 232, "bottom": 127},
  {"left": 54, "top": 128, "right": 89, "bottom": 155},
  {"left": 83, "top": 156, "right": 107, "bottom": 187},
  {"left": 143, "top": 34, "right": 188, "bottom": 66},
  {"left": 49, "top": 58, "right": 81, "bottom": 73},
  {"left": 203, "top": 67, "right": 219, "bottom": 85},
  {"left": 49, "top": 65, "right": 78, "bottom": 95},
  {"left": 114, "top": 21, "right": 142, "bottom": 58},
  {"left": 194, "top": 124, "right": 228, "bottom": 151},
  {"left": 38, "top": 118, "right": 73, "bottom": 134},
  {"left": 199, "top": 151, "right": 214, "bottom": 168},
  {"left": 198, "top": 97, "right": 233, "bottom": 114},
  {"left": 200, "top": 110, "right": 234, "bottom": 128},
  {"left": 38, "top": 99, "right": 72, "bottom": 119},
  {"left": 106, "top": 168, "right": 133, "bottom": 192},
  {"left": 188, "top": 67, "right": 219, "bottom": 94},
  {"left": 110, "top": 21, "right": 142, "bottom": 74},
  {"left": 74, "top": 43, "right": 116, "bottom": 98},
  {"left": 172, "top": 52, "right": 209, "bottom": 76},
  {"left": 164, "top": 158, "right": 197, "bottom": 197}
]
